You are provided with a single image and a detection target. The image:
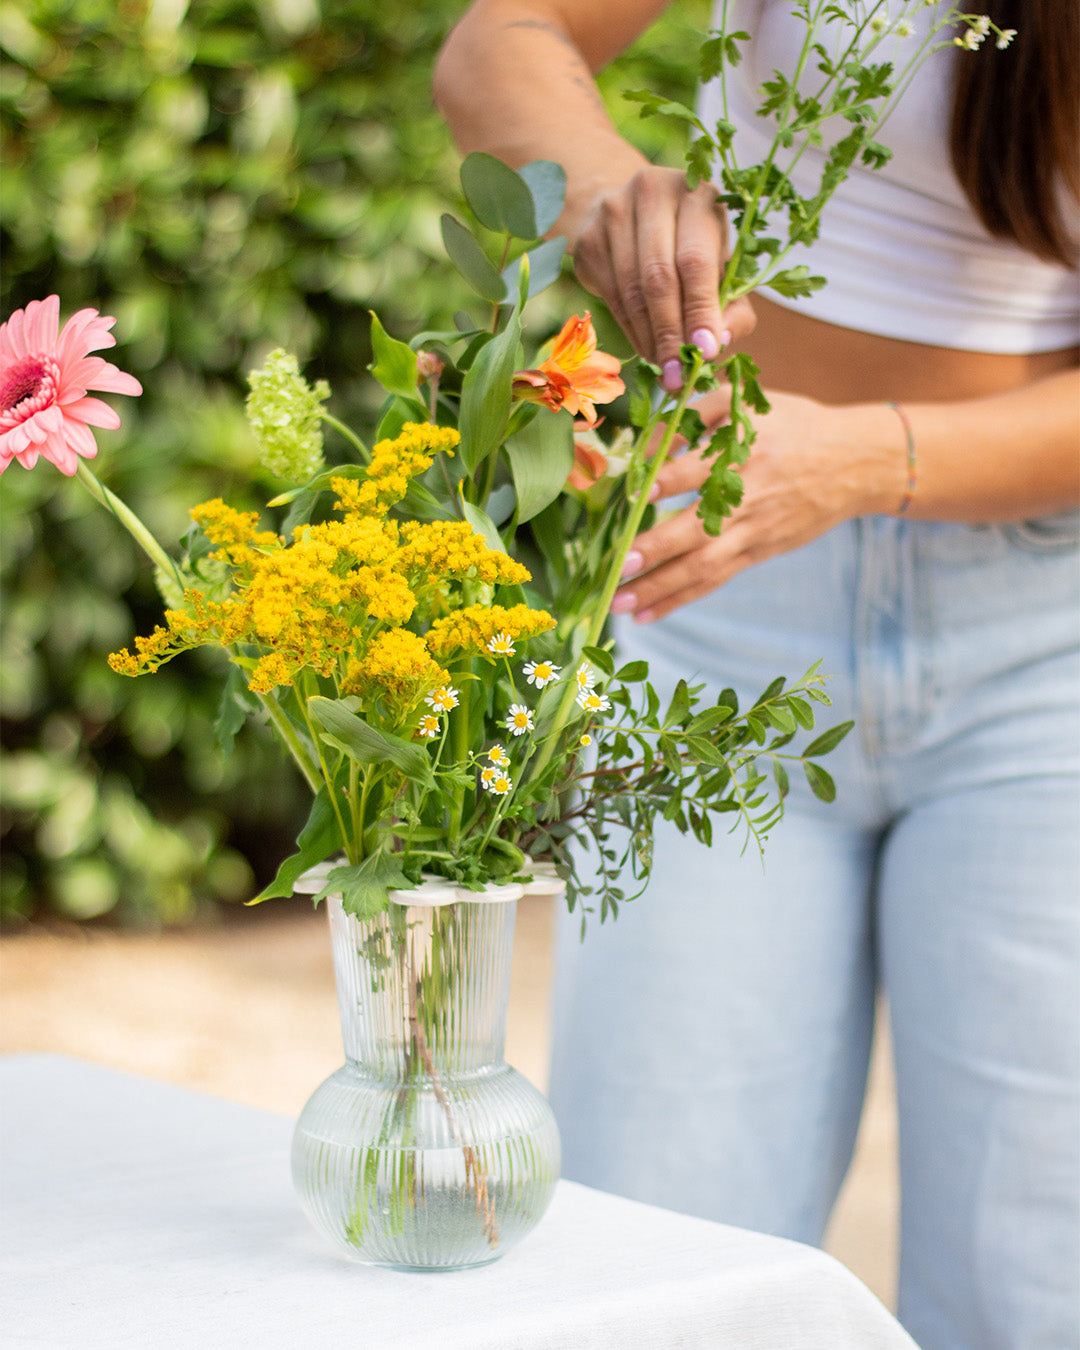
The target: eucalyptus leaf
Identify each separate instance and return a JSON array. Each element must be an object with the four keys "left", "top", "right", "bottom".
[
  {"left": 502, "top": 236, "right": 567, "bottom": 300},
  {"left": 460, "top": 151, "right": 537, "bottom": 238},
  {"left": 440, "top": 213, "right": 509, "bottom": 303},
  {"left": 517, "top": 159, "right": 567, "bottom": 234}
]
